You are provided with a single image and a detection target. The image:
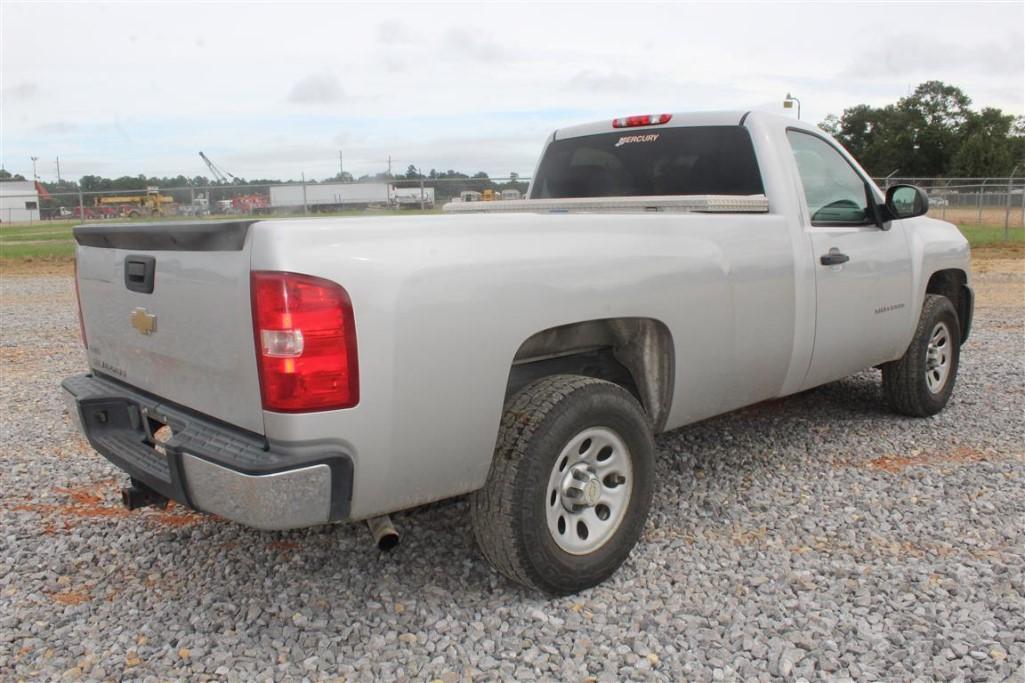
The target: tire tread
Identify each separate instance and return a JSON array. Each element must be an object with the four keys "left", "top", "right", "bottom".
[
  {"left": 883, "top": 294, "right": 960, "bottom": 417},
  {"left": 470, "top": 374, "right": 634, "bottom": 593}
]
